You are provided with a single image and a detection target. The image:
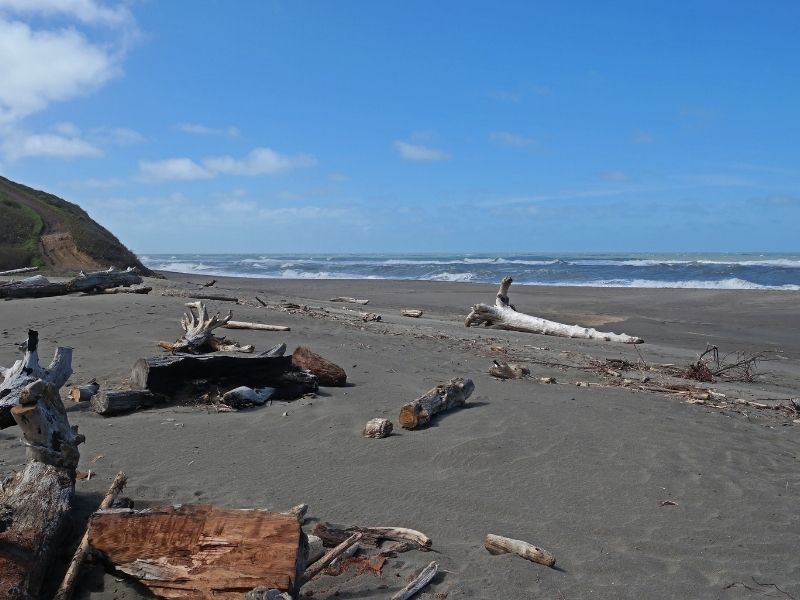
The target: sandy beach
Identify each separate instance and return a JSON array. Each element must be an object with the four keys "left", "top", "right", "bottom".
[{"left": 1, "top": 273, "right": 798, "bottom": 599}]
